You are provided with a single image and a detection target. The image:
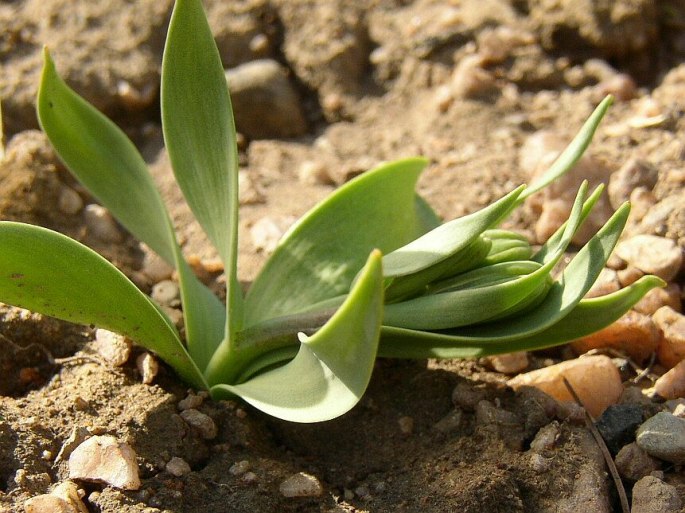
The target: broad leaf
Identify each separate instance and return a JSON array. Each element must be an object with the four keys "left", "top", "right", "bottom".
[
  {"left": 379, "top": 275, "right": 664, "bottom": 358},
  {"left": 162, "top": 0, "right": 242, "bottom": 338},
  {"left": 212, "top": 250, "right": 384, "bottom": 422},
  {"left": 37, "top": 48, "right": 225, "bottom": 370},
  {"left": 245, "top": 158, "right": 432, "bottom": 326},
  {"left": 0, "top": 222, "right": 207, "bottom": 389}
]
